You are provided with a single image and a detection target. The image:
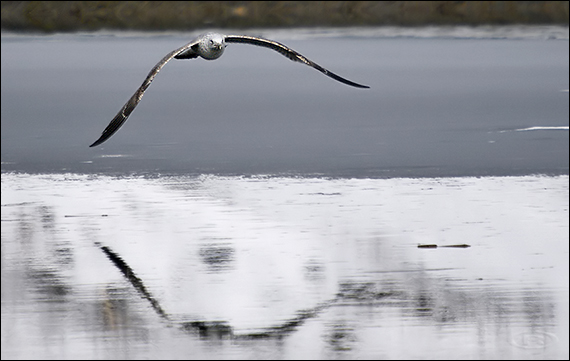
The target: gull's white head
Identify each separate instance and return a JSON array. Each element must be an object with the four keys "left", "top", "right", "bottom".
[{"left": 199, "top": 33, "right": 226, "bottom": 60}]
